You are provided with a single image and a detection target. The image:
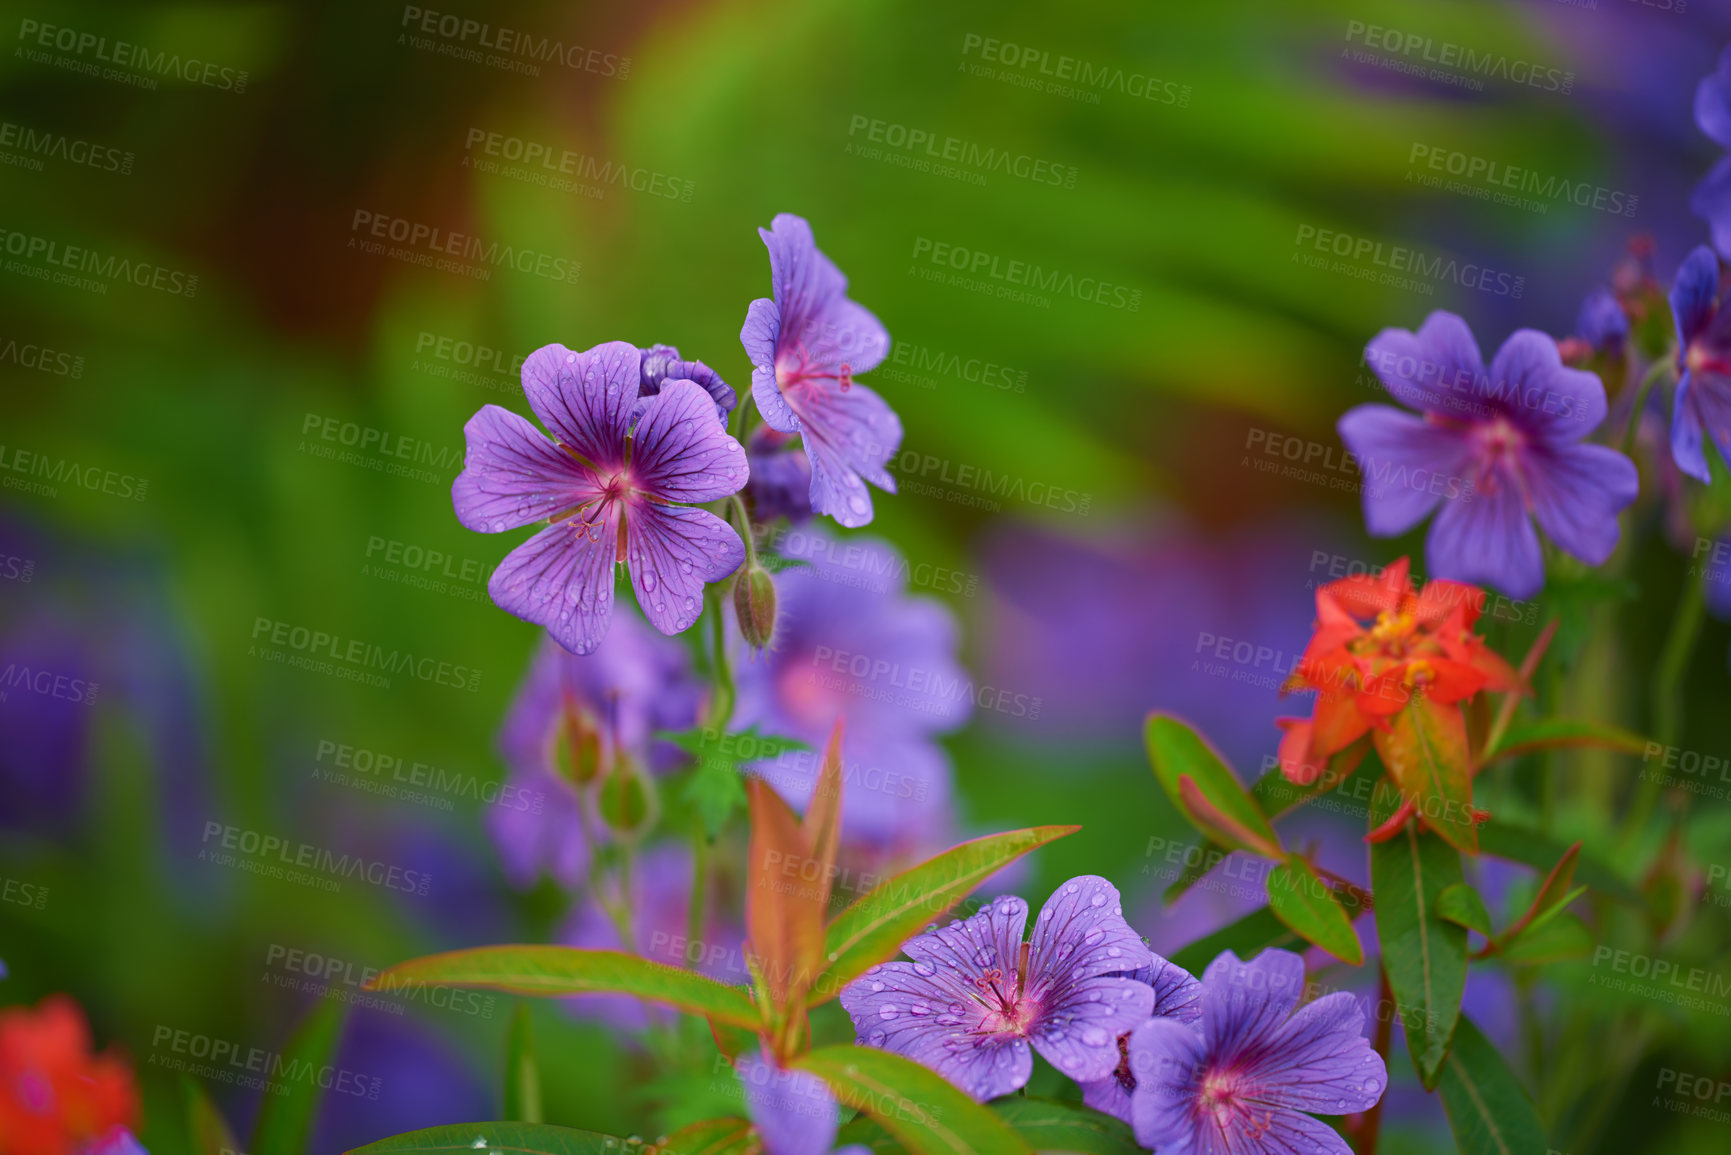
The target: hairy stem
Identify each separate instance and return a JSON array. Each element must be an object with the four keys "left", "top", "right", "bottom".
[{"left": 1618, "top": 359, "right": 1672, "bottom": 457}]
